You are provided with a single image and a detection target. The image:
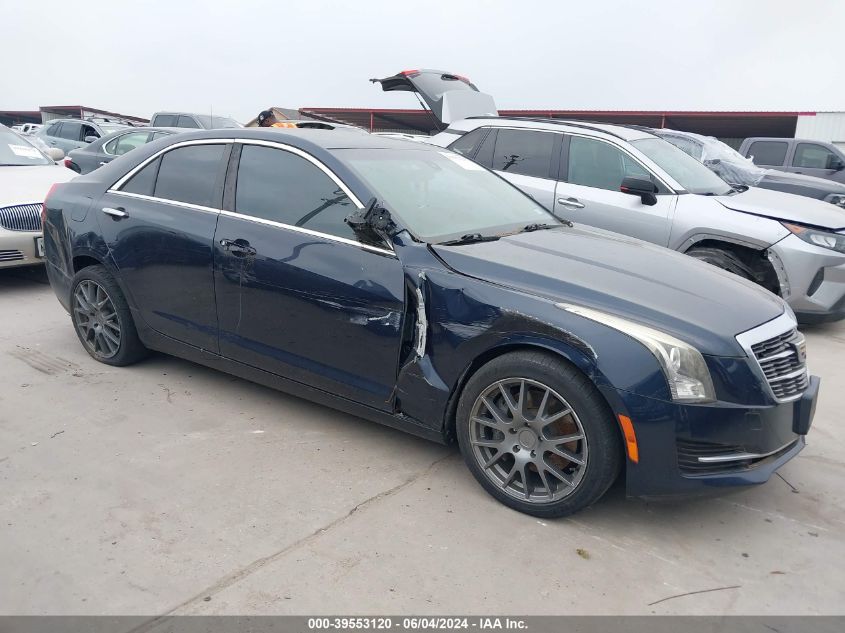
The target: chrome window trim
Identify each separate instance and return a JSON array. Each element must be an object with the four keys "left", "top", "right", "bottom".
[
  {"left": 697, "top": 438, "right": 799, "bottom": 463},
  {"left": 108, "top": 137, "right": 391, "bottom": 255},
  {"left": 735, "top": 310, "right": 806, "bottom": 403},
  {"left": 110, "top": 138, "right": 235, "bottom": 190},
  {"left": 218, "top": 210, "right": 394, "bottom": 257},
  {"left": 107, "top": 190, "right": 221, "bottom": 215}
]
